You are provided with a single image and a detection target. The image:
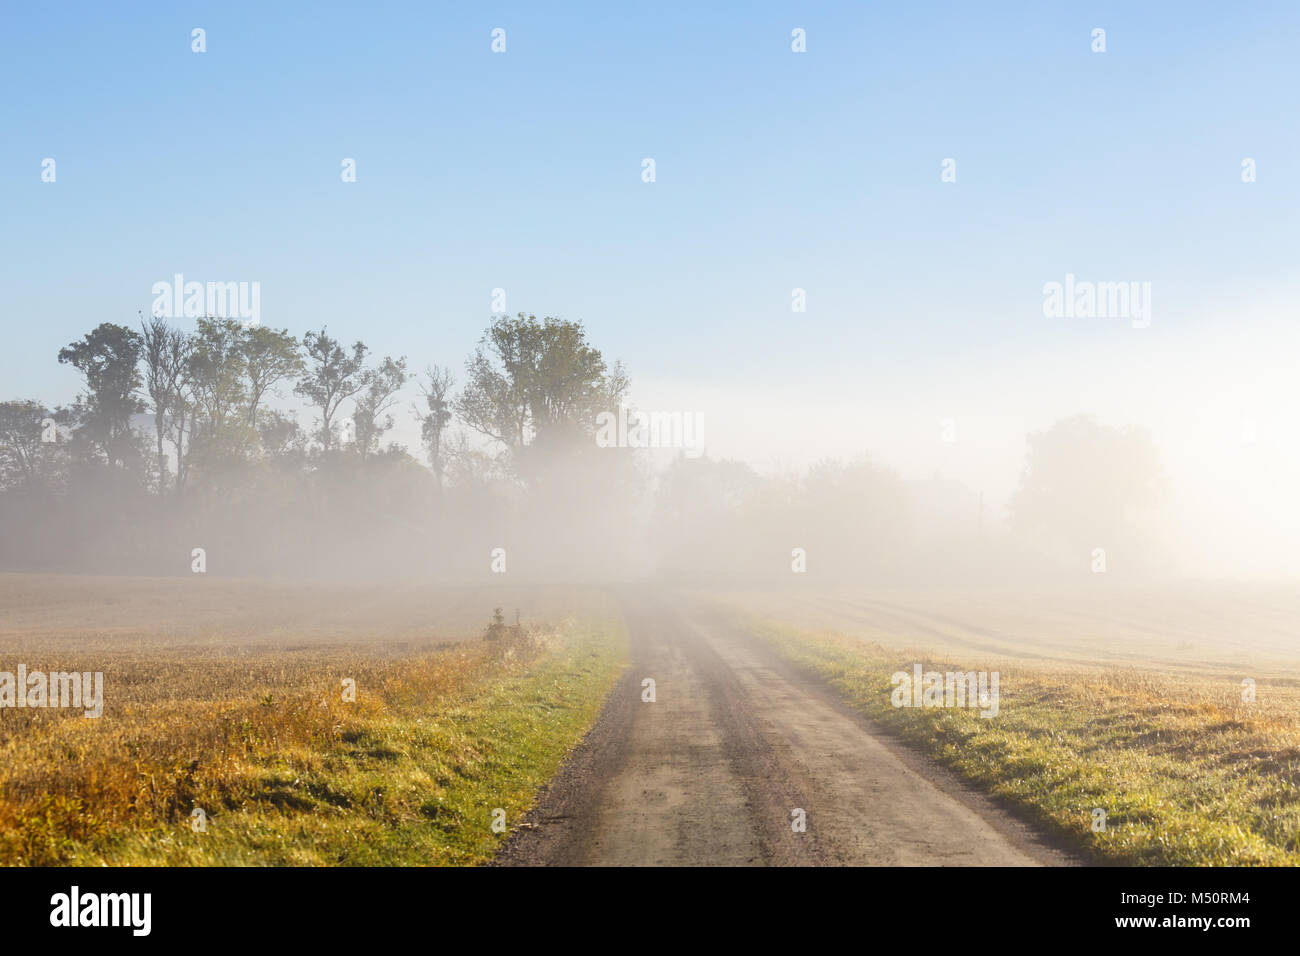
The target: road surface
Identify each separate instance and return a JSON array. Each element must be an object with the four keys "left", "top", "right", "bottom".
[{"left": 496, "top": 593, "right": 1075, "bottom": 866}]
